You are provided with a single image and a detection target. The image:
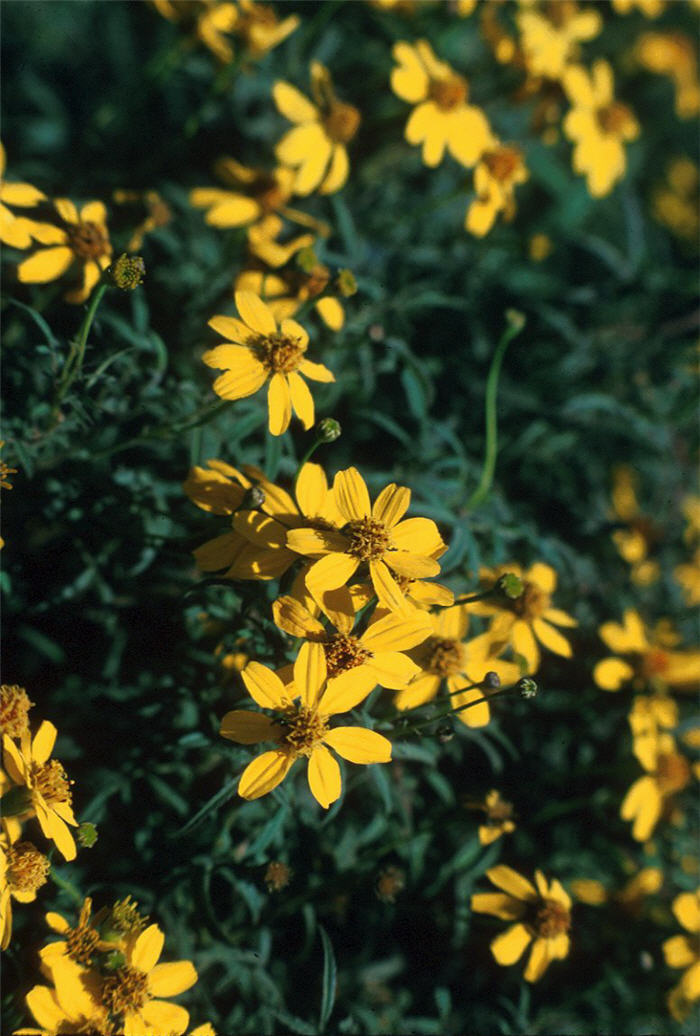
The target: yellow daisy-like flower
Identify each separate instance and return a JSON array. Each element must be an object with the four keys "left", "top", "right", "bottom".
[
  {"left": 221, "top": 642, "right": 392, "bottom": 809},
  {"left": 16, "top": 956, "right": 109, "bottom": 1036},
  {"left": 273, "top": 61, "right": 360, "bottom": 196},
  {"left": 150, "top": 0, "right": 238, "bottom": 63},
  {"left": 393, "top": 602, "right": 521, "bottom": 727},
  {"left": 562, "top": 60, "right": 639, "bottom": 197},
  {"left": 593, "top": 609, "right": 700, "bottom": 692},
  {"left": 391, "top": 40, "right": 494, "bottom": 168},
  {"left": 272, "top": 593, "right": 431, "bottom": 701},
  {"left": 17, "top": 198, "right": 112, "bottom": 304},
  {"left": 286, "top": 467, "right": 447, "bottom": 615},
  {"left": 236, "top": 263, "right": 345, "bottom": 332},
  {"left": 99, "top": 923, "right": 197, "bottom": 1036},
  {"left": 40, "top": 898, "right": 113, "bottom": 969},
  {"left": 609, "top": 465, "right": 660, "bottom": 587},
  {"left": 611, "top": 0, "right": 664, "bottom": 16},
  {"left": 636, "top": 32, "right": 700, "bottom": 119},
  {"left": 465, "top": 143, "right": 528, "bottom": 237},
  {"left": 653, "top": 158, "right": 700, "bottom": 243},
  {"left": 517, "top": 1, "right": 602, "bottom": 81},
  {"left": 621, "top": 728, "right": 691, "bottom": 842},
  {"left": 1, "top": 829, "right": 50, "bottom": 950},
  {"left": 2, "top": 721, "right": 78, "bottom": 861},
  {"left": 190, "top": 159, "right": 297, "bottom": 231},
  {"left": 203, "top": 290, "right": 334, "bottom": 435},
  {"left": 0, "top": 142, "right": 50, "bottom": 250},
  {"left": 471, "top": 865, "right": 572, "bottom": 982},
  {"left": 663, "top": 889, "right": 700, "bottom": 1021},
  {"left": 468, "top": 789, "right": 516, "bottom": 846},
  {"left": 628, "top": 694, "right": 679, "bottom": 773},
  {"left": 234, "top": 0, "right": 299, "bottom": 58},
  {"left": 184, "top": 459, "right": 342, "bottom": 583},
  {"left": 469, "top": 562, "right": 577, "bottom": 674}
]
